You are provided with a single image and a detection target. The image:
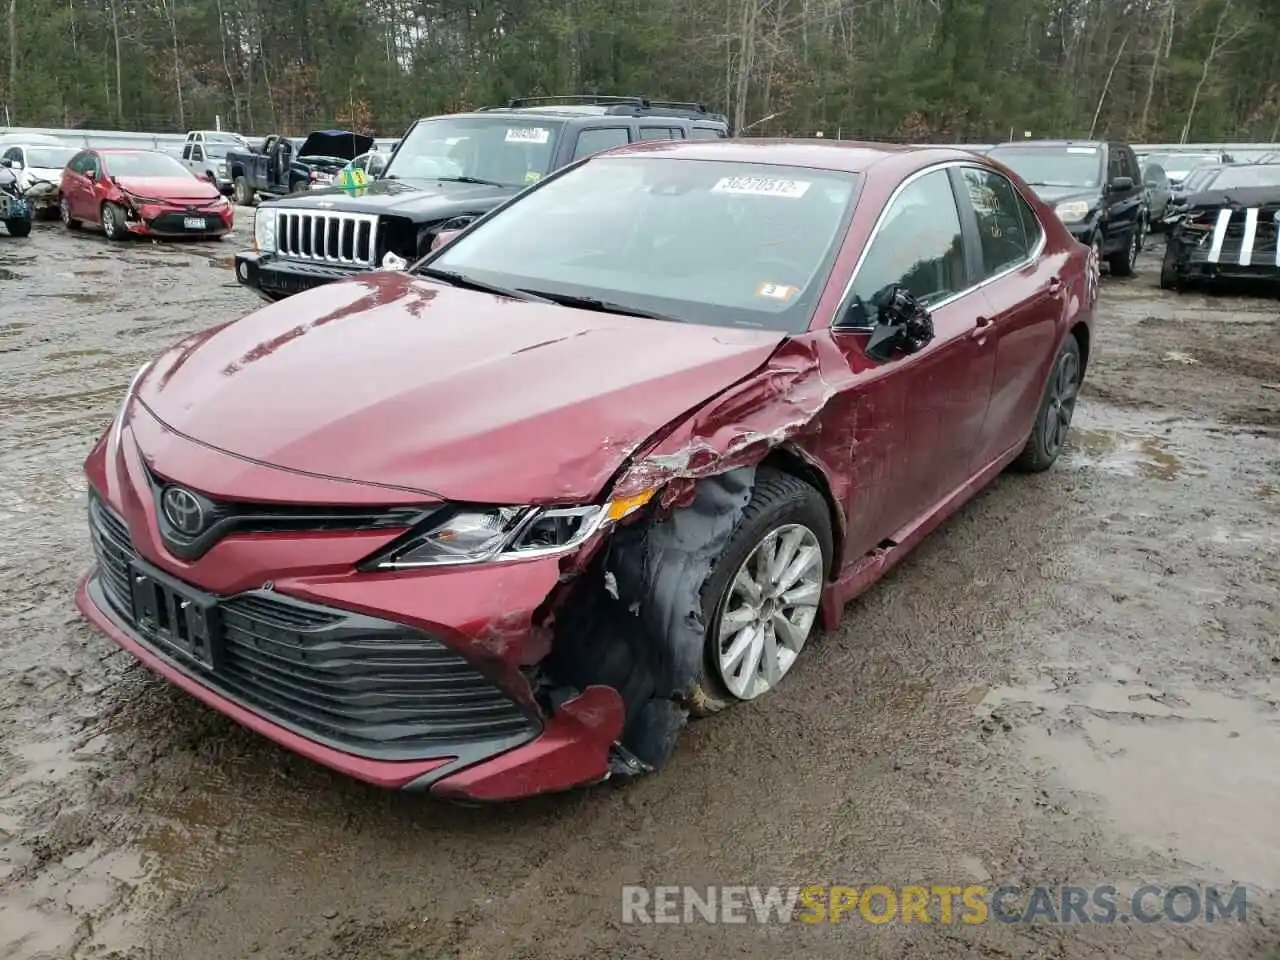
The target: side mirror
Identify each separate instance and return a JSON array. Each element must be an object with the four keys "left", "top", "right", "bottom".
[
  {"left": 843, "top": 285, "right": 935, "bottom": 362},
  {"left": 0, "top": 158, "right": 10, "bottom": 168},
  {"left": 1108, "top": 176, "right": 1134, "bottom": 193}
]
